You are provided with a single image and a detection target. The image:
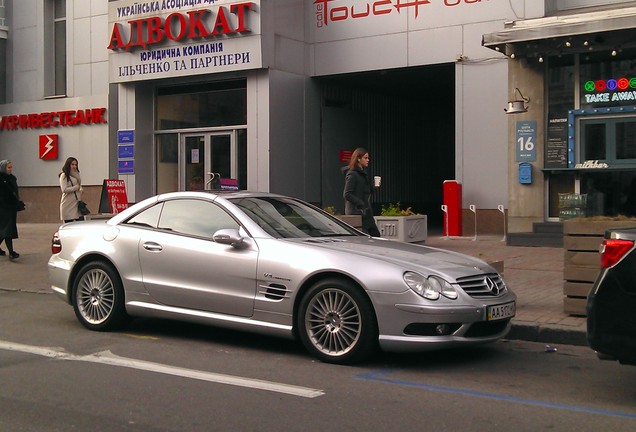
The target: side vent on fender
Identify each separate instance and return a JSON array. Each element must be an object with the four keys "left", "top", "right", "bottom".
[{"left": 260, "top": 283, "right": 290, "bottom": 301}]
